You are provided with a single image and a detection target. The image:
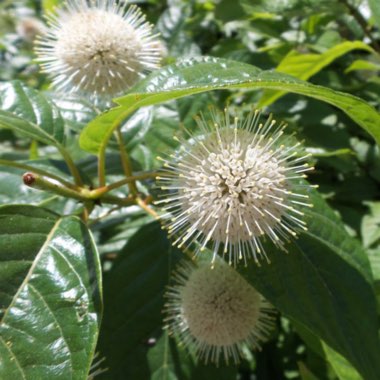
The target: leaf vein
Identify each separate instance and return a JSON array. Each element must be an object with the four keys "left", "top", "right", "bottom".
[
  {"left": 28, "top": 284, "right": 73, "bottom": 376},
  {"left": 0, "top": 335, "right": 26, "bottom": 380}
]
